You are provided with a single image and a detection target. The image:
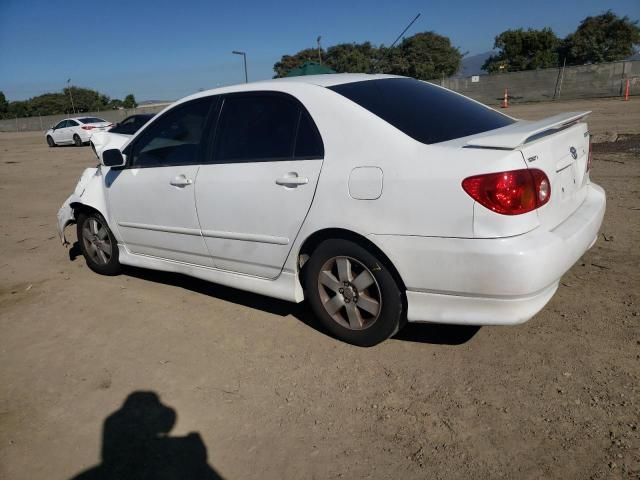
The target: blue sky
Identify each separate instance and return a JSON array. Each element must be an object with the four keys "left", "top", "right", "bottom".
[{"left": 0, "top": 0, "right": 638, "bottom": 101}]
